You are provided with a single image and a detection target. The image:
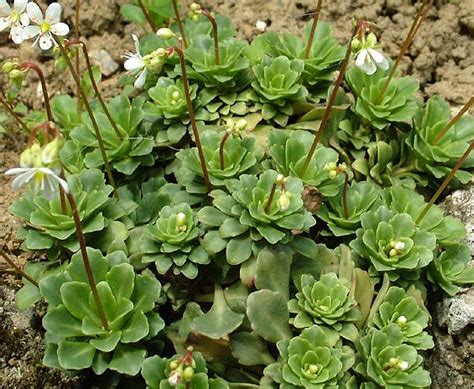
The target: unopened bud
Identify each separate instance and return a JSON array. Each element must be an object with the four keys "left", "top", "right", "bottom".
[
  {"left": 42, "top": 137, "right": 63, "bottom": 165},
  {"left": 9, "top": 69, "right": 25, "bottom": 81},
  {"left": 176, "top": 212, "right": 187, "bottom": 229},
  {"left": 275, "top": 174, "right": 285, "bottom": 185},
  {"left": 190, "top": 2, "right": 201, "bottom": 11},
  {"left": 351, "top": 38, "right": 361, "bottom": 52},
  {"left": 396, "top": 315, "right": 407, "bottom": 327},
  {"left": 389, "top": 248, "right": 398, "bottom": 258},
  {"left": 277, "top": 191, "right": 291, "bottom": 212},
  {"left": 169, "top": 360, "right": 179, "bottom": 370},
  {"left": 308, "top": 364, "right": 318, "bottom": 374},
  {"left": 398, "top": 360, "right": 409, "bottom": 370},
  {"left": 325, "top": 162, "right": 337, "bottom": 172},
  {"left": 171, "top": 90, "right": 181, "bottom": 101},
  {"left": 2, "top": 60, "right": 19, "bottom": 74},
  {"left": 366, "top": 32, "right": 378, "bottom": 47},
  {"left": 156, "top": 28, "right": 176, "bottom": 40},
  {"left": 183, "top": 366, "right": 194, "bottom": 381},
  {"left": 235, "top": 119, "right": 248, "bottom": 131},
  {"left": 394, "top": 241, "right": 405, "bottom": 251}
]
